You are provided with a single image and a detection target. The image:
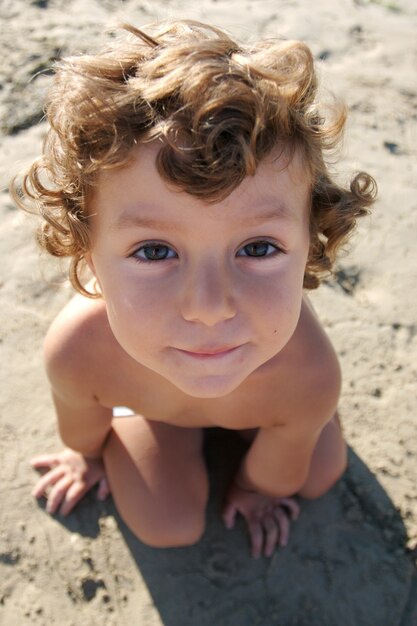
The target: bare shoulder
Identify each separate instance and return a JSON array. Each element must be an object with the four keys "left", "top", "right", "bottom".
[
  {"left": 267, "top": 295, "right": 342, "bottom": 429},
  {"left": 44, "top": 294, "right": 119, "bottom": 398},
  {"left": 300, "top": 294, "right": 341, "bottom": 419},
  {"left": 45, "top": 294, "right": 111, "bottom": 364},
  {"left": 293, "top": 295, "right": 341, "bottom": 387}
]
